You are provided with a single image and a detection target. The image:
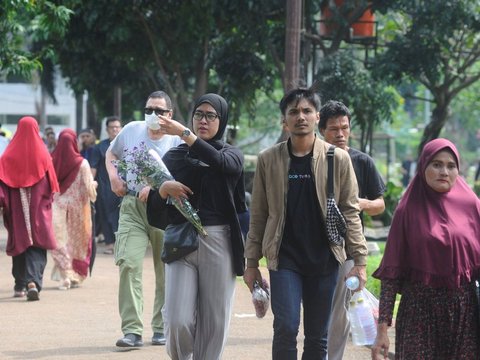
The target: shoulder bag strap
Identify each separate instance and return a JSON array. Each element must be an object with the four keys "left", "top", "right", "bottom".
[{"left": 327, "top": 145, "right": 335, "bottom": 199}]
